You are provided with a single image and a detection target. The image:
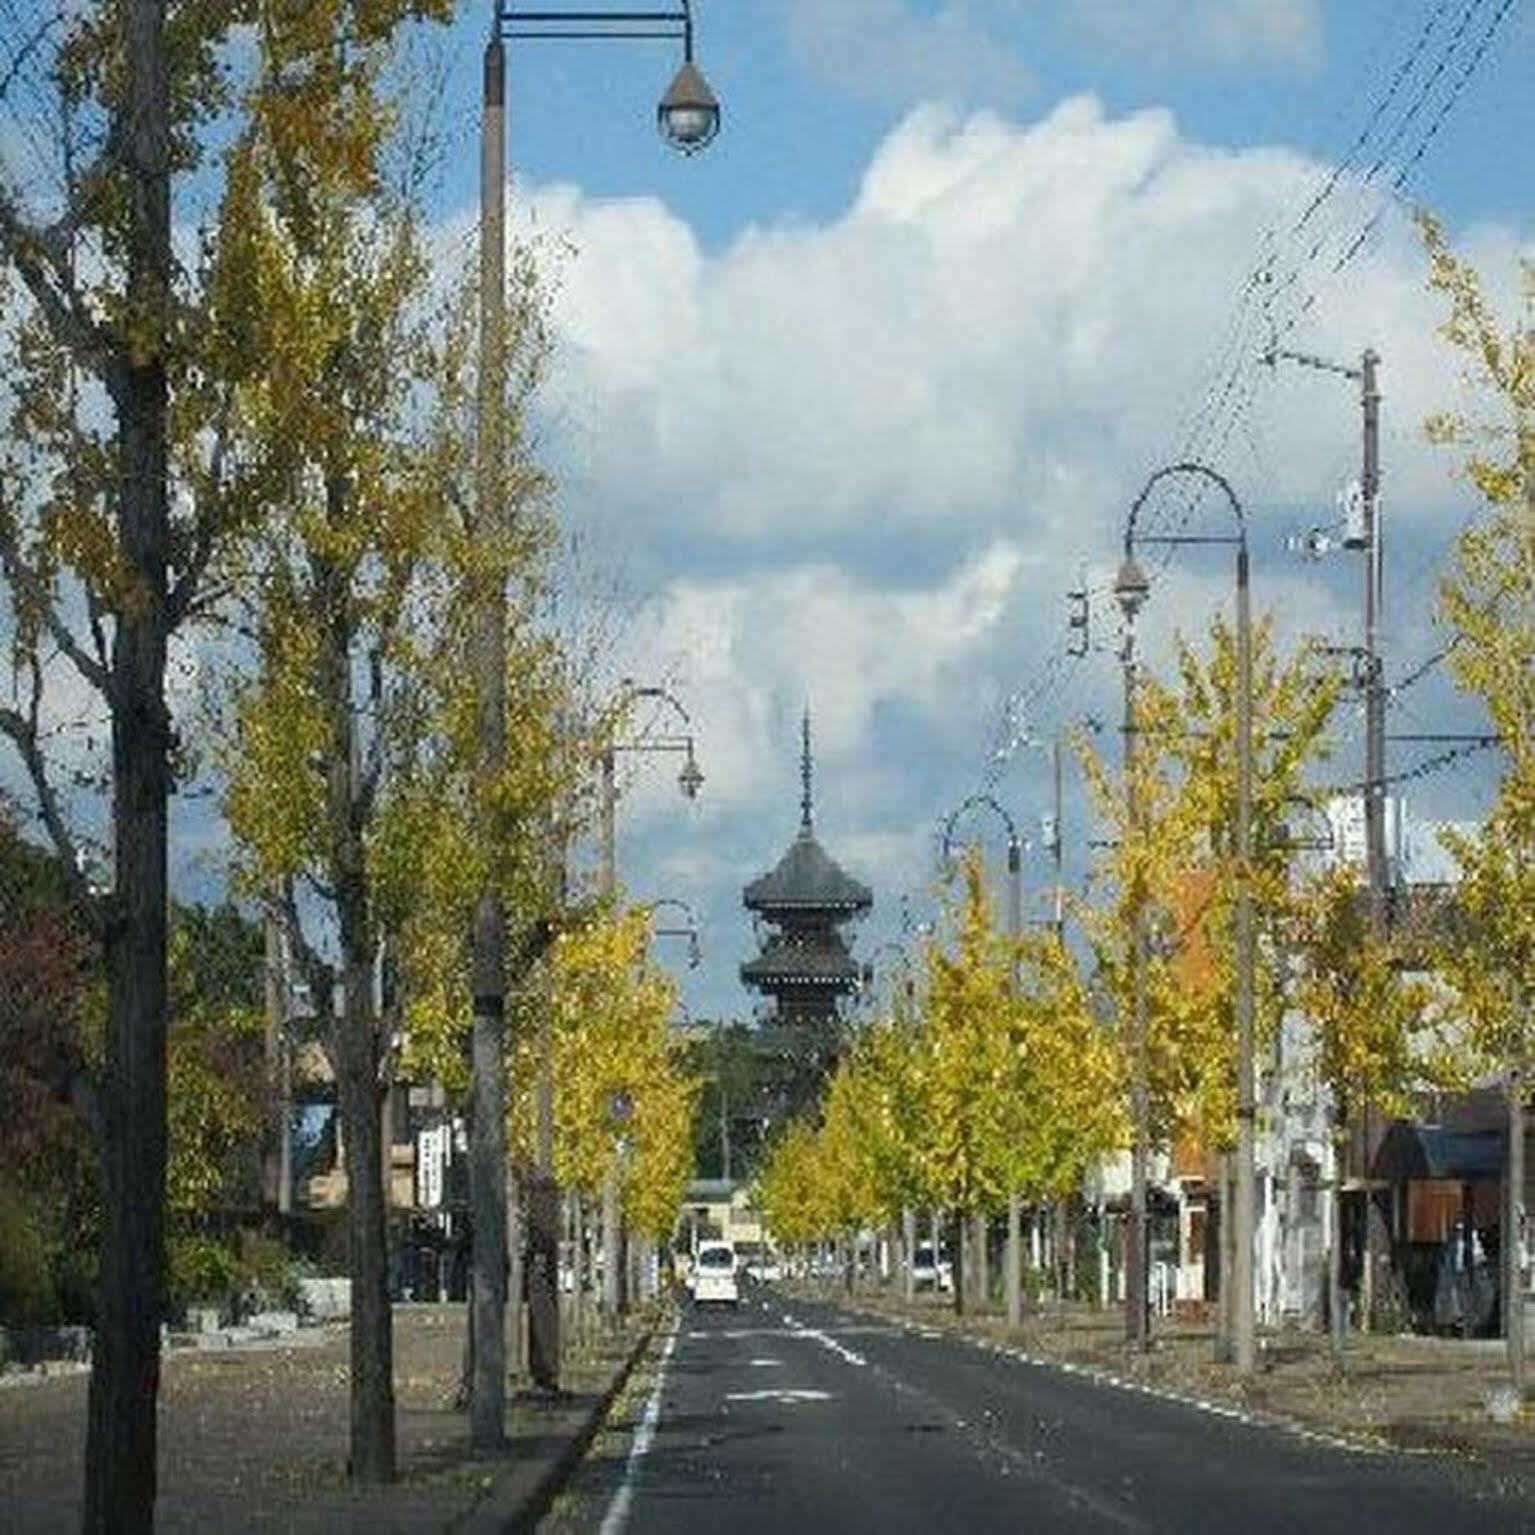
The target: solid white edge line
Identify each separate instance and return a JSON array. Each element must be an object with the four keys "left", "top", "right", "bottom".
[{"left": 599, "top": 1312, "right": 681, "bottom": 1535}]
